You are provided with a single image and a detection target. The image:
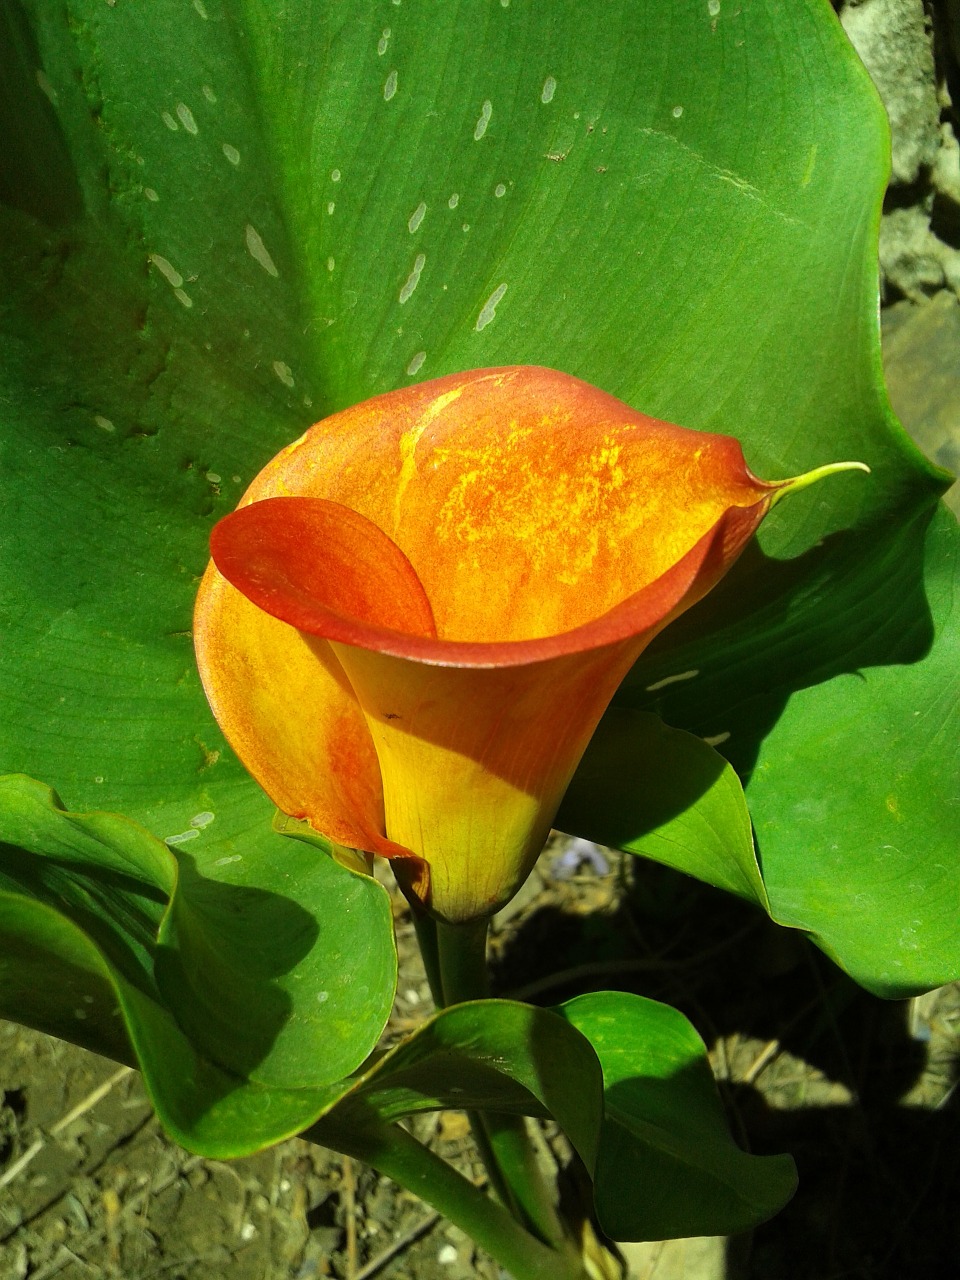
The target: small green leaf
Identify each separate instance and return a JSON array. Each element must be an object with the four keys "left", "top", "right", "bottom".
[
  {"left": 0, "top": 777, "right": 398, "bottom": 1135},
  {"left": 0, "top": 891, "right": 134, "bottom": 1065},
  {"left": 309, "top": 995, "right": 792, "bottom": 1242},
  {"left": 119, "top": 979, "right": 348, "bottom": 1159},
  {"left": 0, "top": 886, "right": 361, "bottom": 1158},
  {"left": 558, "top": 709, "right": 767, "bottom": 907},
  {"left": 557, "top": 991, "right": 796, "bottom": 1241},
  {"left": 0, "top": 775, "right": 172, "bottom": 992},
  {"left": 308, "top": 999, "right": 603, "bottom": 1175},
  {"left": 156, "top": 823, "right": 397, "bottom": 1090}
]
